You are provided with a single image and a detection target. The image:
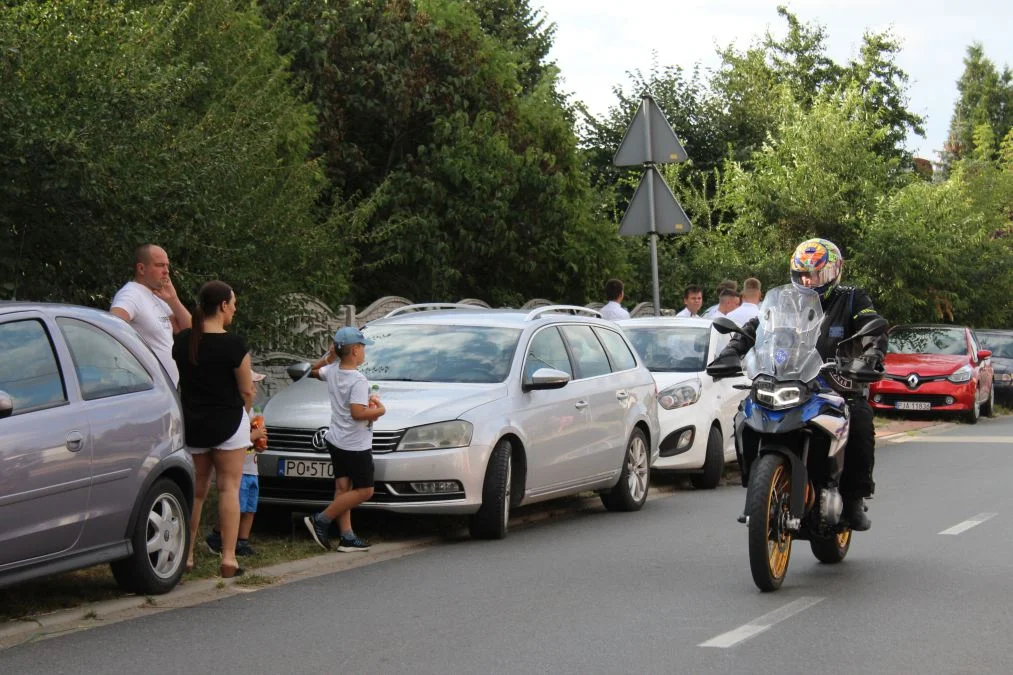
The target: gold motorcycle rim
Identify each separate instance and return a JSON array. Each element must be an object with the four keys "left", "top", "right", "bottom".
[
  {"left": 766, "top": 464, "right": 793, "bottom": 579},
  {"left": 836, "top": 529, "right": 852, "bottom": 549}
]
